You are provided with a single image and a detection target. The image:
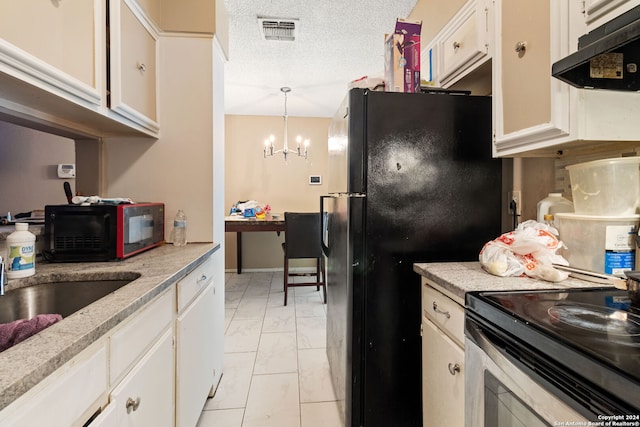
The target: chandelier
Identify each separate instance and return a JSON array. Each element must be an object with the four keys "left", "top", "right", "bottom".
[{"left": 263, "top": 87, "right": 309, "bottom": 160}]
